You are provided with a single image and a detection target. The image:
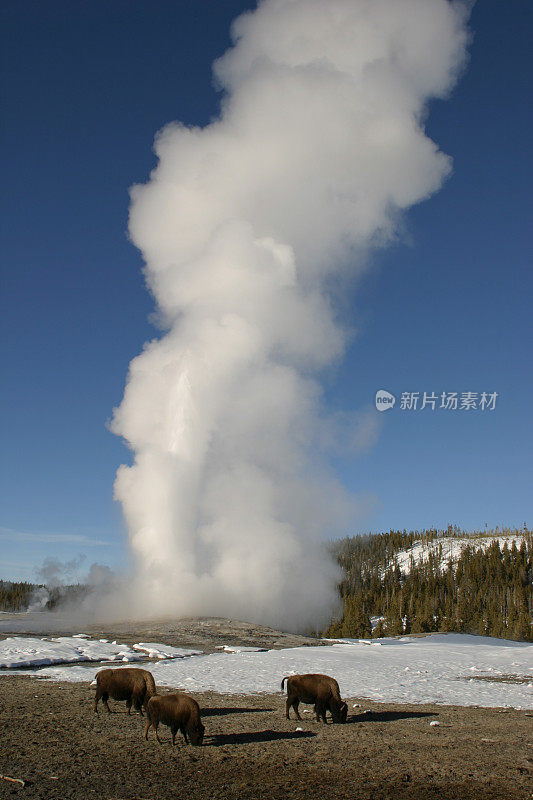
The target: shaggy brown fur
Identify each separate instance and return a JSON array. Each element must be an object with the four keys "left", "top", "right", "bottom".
[
  {"left": 94, "top": 668, "right": 157, "bottom": 716},
  {"left": 281, "top": 673, "right": 348, "bottom": 724},
  {"left": 144, "top": 693, "right": 205, "bottom": 746}
]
